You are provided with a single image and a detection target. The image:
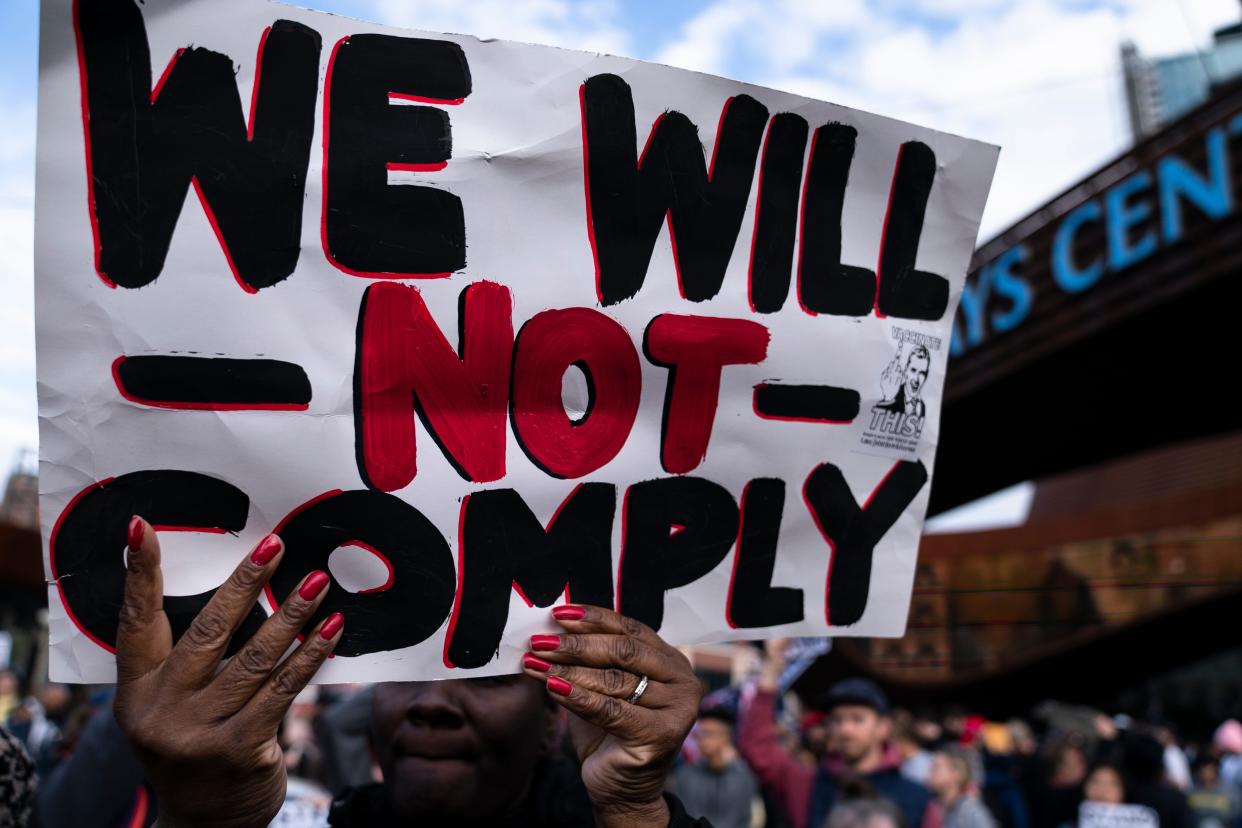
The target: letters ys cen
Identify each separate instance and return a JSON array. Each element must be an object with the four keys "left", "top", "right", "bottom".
[{"left": 60, "top": 0, "right": 943, "bottom": 669}]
